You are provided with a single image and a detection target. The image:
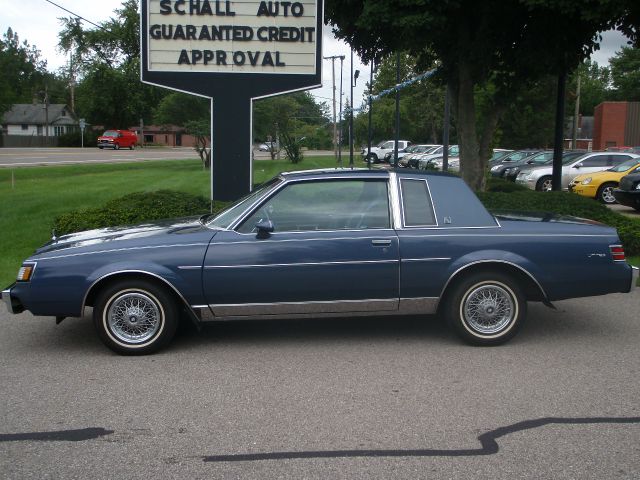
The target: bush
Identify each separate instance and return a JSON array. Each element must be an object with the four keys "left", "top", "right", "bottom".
[
  {"left": 57, "top": 131, "right": 99, "bottom": 148},
  {"left": 478, "top": 190, "right": 640, "bottom": 255},
  {"left": 485, "top": 177, "right": 529, "bottom": 193},
  {"left": 53, "top": 190, "right": 221, "bottom": 235}
]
